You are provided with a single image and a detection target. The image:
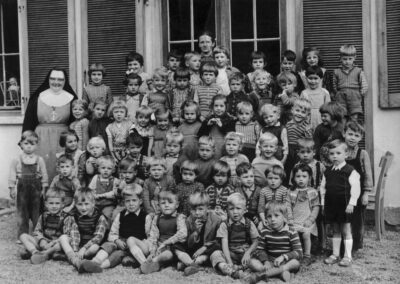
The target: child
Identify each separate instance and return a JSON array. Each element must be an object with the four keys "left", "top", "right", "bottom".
[
  {"left": 69, "top": 99, "right": 90, "bottom": 150},
  {"left": 7, "top": 77, "right": 20, "bottom": 106},
  {"left": 280, "top": 49, "right": 305, "bottom": 94},
  {"left": 344, "top": 121, "right": 373, "bottom": 251},
  {"left": 142, "top": 68, "right": 170, "bottom": 113},
  {"left": 235, "top": 101, "right": 261, "bottom": 162},
  {"left": 205, "top": 160, "right": 235, "bottom": 220},
  {"left": 234, "top": 162, "right": 262, "bottom": 225},
  {"left": 333, "top": 45, "right": 368, "bottom": 122},
  {"left": 258, "top": 165, "right": 293, "bottom": 228},
  {"left": 178, "top": 100, "right": 202, "bottom": 154},
  {"left": 120, "top": 73, "right": 144, "bottom": 123},
  {"left": 143, "top": 157, "right": 175, "bottom": 214},
  {"left": 320, "top": 139, "right": 360, "bottom": 267},
  {"left": 210, "top": 193, "right": 259, "bottom": 278},
  {"left": 57, "top": 130, "right": 84, "bottom": 178},
  {"left": 247, "top": 51, "right": 268, "bottom": 85},
  {"left": 300, "top": 66, "right": 331, "bottom": 130},
  {"left": 197, "top": 94, "right": 235, "bottom": 159},
  {"left": 19, "top": 188, "right": 67, "bottom": 264},
  {"left": 125, "top": 51, "right": 151, "bottom": 95},
  {"left": 49, "top": 155, "right": 80, "bottom": 211},
  {"left": 252, "top": 133, "right": 284, "bottom": 186},
  {"left": 249, "top": 69, "right": 275, "bottom": 109},
  {"left": 176, "top": 161, "right": 205, "bottom": 217},
  {"left": 220, "top": 132, "right": 249, "bottom": 186},
  {"left": 106, "top": 100, "right": 132, "bottom": 163},
  {"left": 166, "top": 49, "right": 183, "bottom": 89},
  {"left": 164, "top": 129, "right": 184, "bottom": 177},
  {"left": 184, "top": 51, "right": 202, "bottom": 88},
  {"left": 245, "top": 201, "right": 302, "bottom": 284},
  {"left": 9, "top": 131, "right": 48, "bottom": 238},
  {"left": 275, "top": 72, "right": 300, "bottom": 125},
  {"left": 140, "top": 190, "right": 188, "bottom": 274},
  {"left": 194, "top": 136, "right": 218, "bottom": 187},
  {"left": 88, "top": 100, "right": 111, "bottom": 150},
  {"left": 121, "top": 132, "right": 148, "bottom": 184},
  {"left": 213, "top": 46, "right": 240, "bottom": 95},
  {"left": 88, "top": 155, "right": 120, "bottom": 223},
  {"left": 289, "top": 164, "right": 320, "bottom": 266},
  {"left": 129, "top": 105, "right": 154, "bottom": 157},
  {"left": 179, "top": 191, "right": 222, "bottom": 276},
  {"left": 299, "top": 47, "right": 329, "bottom": 91},
  {"left": 59, "top": 188, "right": 108, "bottom": 272},
  {"left": 82, "top": 63, "right": 112, "bottom": 111},
  {"left": 226, "top": 72, "right": 259, "bottom": 119},
  {"left": 85, "top": 185, "right": 150, "bottom": 272},
  {"left": 258, "top": 104, "right": 288, "bottom": 164},
  {"left": 195, "top": 62, "right": 223, "bottom": 121},
  {"left": 152, "top": 107, "right": 171, "bottom": 157}
]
